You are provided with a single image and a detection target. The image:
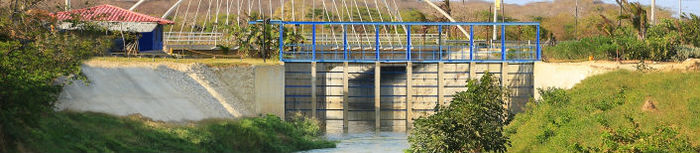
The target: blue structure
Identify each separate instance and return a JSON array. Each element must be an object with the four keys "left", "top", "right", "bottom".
[
  {"left": 250, "top": 21, "right": 541, "bottom": 63},
  {"left": 138, "top": 25, "right": 165, "bottom": 51}
]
